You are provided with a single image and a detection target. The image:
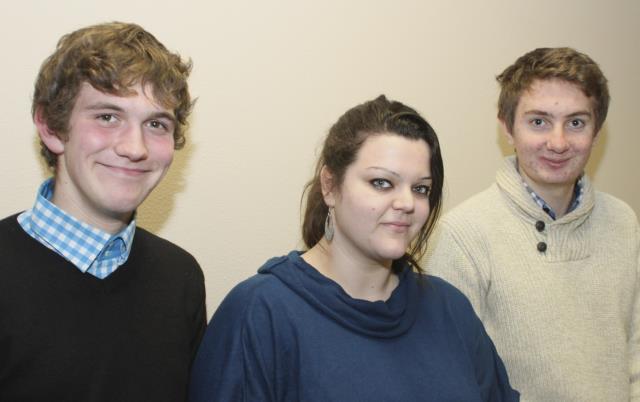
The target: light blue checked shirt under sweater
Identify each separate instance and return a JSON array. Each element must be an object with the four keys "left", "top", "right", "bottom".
[
  {"left": 521, "top": 176, "right": 584, "bottom": 220},
  {"left": 17, "top": 179, "right": 135, "bottom": 279}
]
